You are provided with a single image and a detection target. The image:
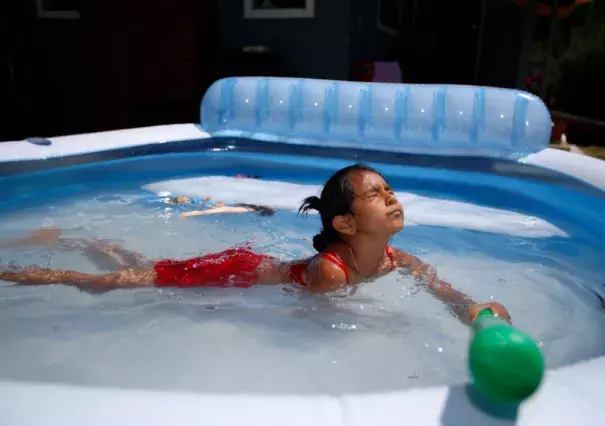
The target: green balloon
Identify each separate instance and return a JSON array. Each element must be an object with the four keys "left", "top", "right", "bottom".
[{"left": 469, "top": 309, "right": 545, "bottom": 404}]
